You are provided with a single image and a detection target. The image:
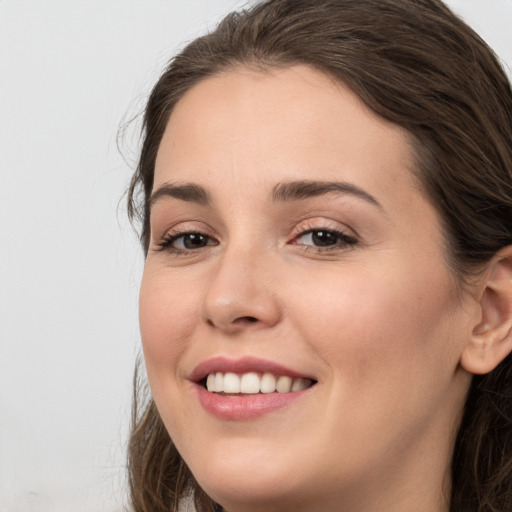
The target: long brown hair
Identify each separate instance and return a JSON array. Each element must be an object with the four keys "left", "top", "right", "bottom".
[{"left": 127, "top": 1, "right": 512, "bottom": 510}]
